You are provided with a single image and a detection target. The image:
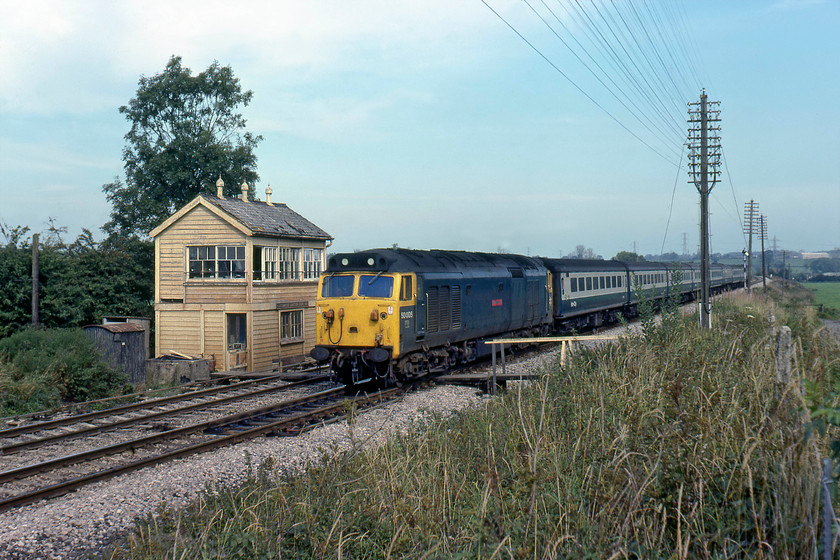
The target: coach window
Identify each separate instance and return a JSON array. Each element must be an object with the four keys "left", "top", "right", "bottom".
[
  {"left": 570, "top": 277, "right": 577, "bottom": 292},
  {"left": 600, "top": 277, "right": 605, "bottom": 289},
  {"left": 400, "top": 276, "right": 413, "bottom": 301},
  {"left": 586, "top": 277, "right": 592, "bottom": 291}
]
